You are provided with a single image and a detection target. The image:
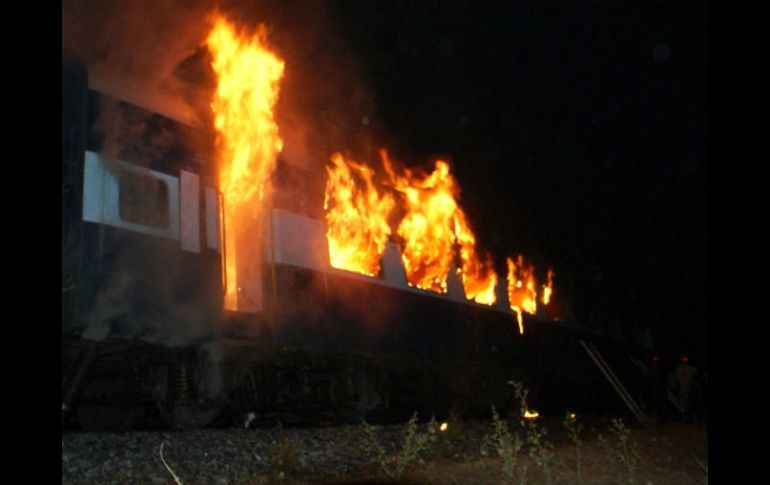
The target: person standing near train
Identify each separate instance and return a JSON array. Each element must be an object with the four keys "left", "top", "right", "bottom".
[{"left": 674, "top": 354, "right": 700, "bottom": 421}]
